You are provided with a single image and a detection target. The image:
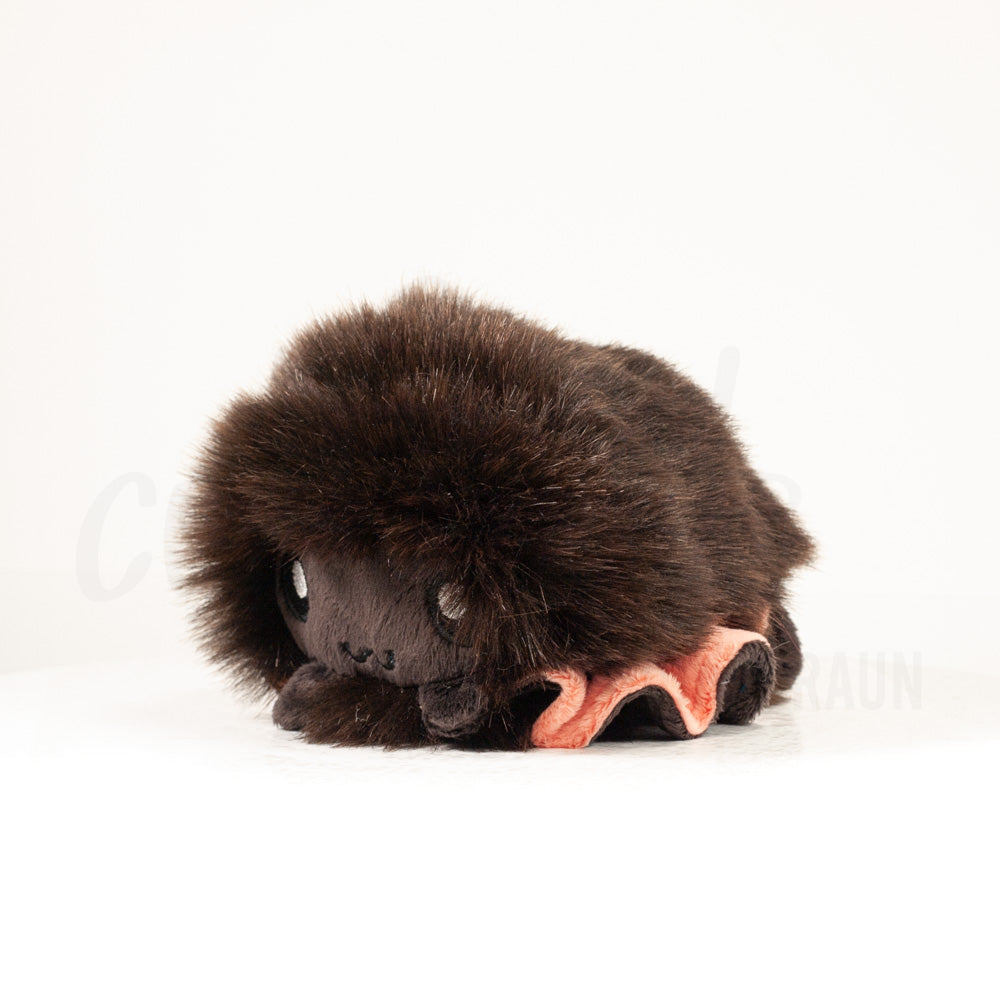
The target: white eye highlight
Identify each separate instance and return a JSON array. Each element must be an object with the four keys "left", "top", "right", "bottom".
[
  {"left": 429, "top": 581, "right": 469, "bottom": 643},
  {"left": 279, "top": 557, "right": 309, "bottom": 622},
  {"left": 436, "top": 583, "right": 466, "bottom": 623},
  {"left": 291, "top": 559, "right": 308, "bottom": 600}
]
